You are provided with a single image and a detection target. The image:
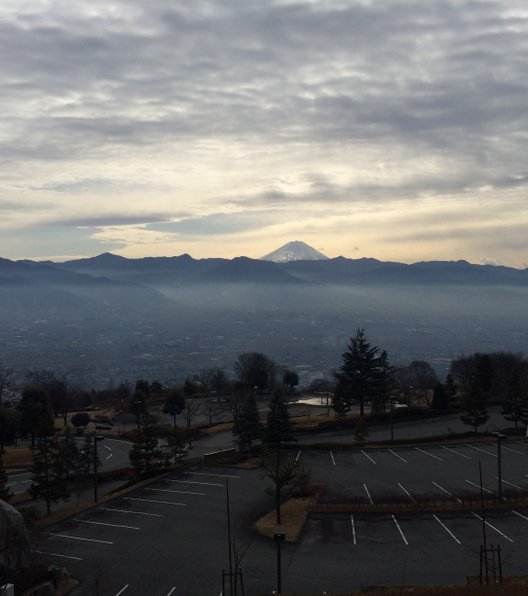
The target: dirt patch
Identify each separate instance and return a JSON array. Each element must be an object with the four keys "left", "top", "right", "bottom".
[
  {"left": 202, "top": 421, "right": 233, "bottom": 434},
  {"left": 255, "top": 484, "right": 324, "bottom": 542},
  {"left": 4, "top": 446, "right": 33, "bottom": 469}
]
